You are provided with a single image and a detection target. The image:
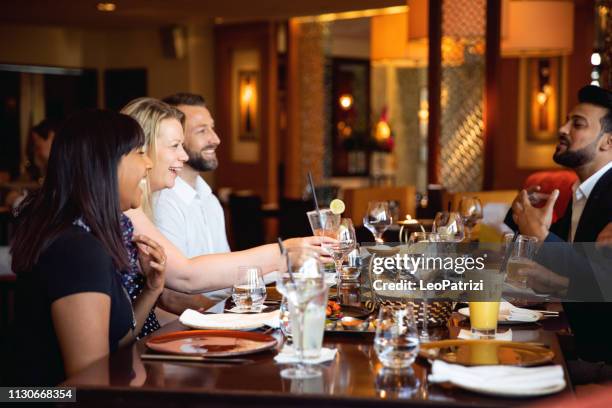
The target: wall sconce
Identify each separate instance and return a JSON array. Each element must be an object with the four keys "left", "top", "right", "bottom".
[
  {"left": 374, "top": 107, "right": 393, "bottom": 152},
  {"left": 375, "top": 120, "right": 391, "bottom": 141},
  {"left": 339, "top": 94, "right": 354, "bottom": 110},
  {"left": 238, "top": 70, "right": 258, "bottom": 139}
]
